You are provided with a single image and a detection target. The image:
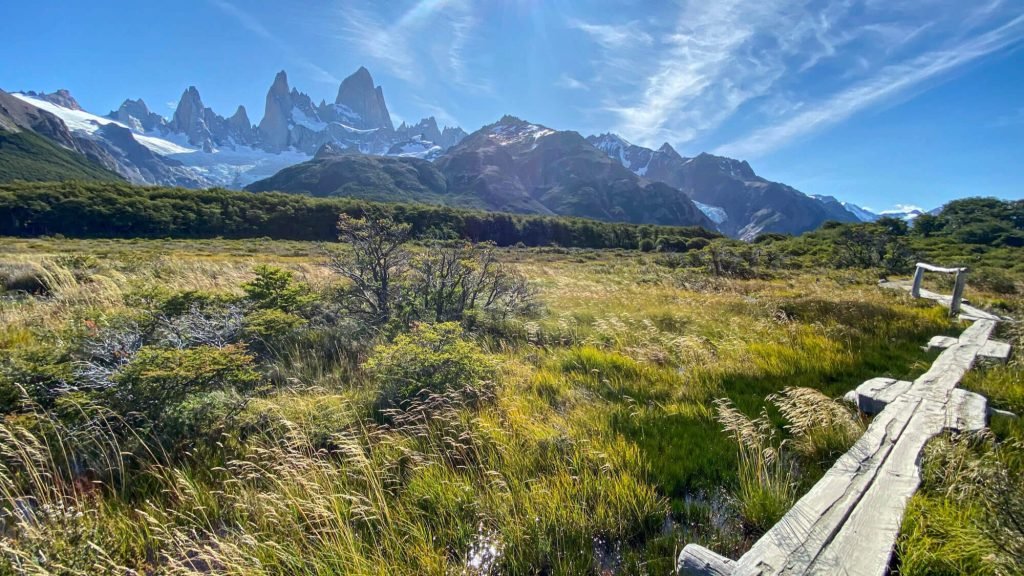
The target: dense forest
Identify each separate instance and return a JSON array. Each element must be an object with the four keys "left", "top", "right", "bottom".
[{"left": 0, "top": 180, "right": 719, "bottom": 249}]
